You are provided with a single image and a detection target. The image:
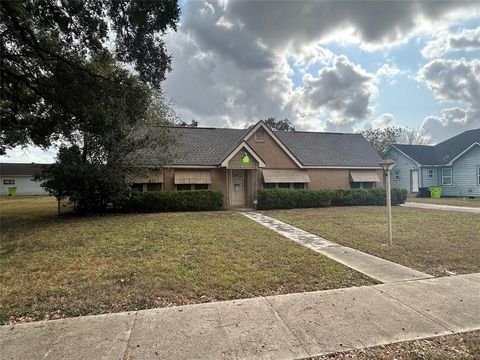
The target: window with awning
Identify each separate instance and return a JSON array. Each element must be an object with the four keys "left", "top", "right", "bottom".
[
  {"left": 174, "top": 170, "right": 212, "bottom": 184},
  {"left": 128, "top": 170, "right": 164, "bottom": 184},
  {"left": 349, "top": 170, "right": 381, "bottom": 183},
  {"left": 262, "top": 169, "right": 311, "bottom": 183}
]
